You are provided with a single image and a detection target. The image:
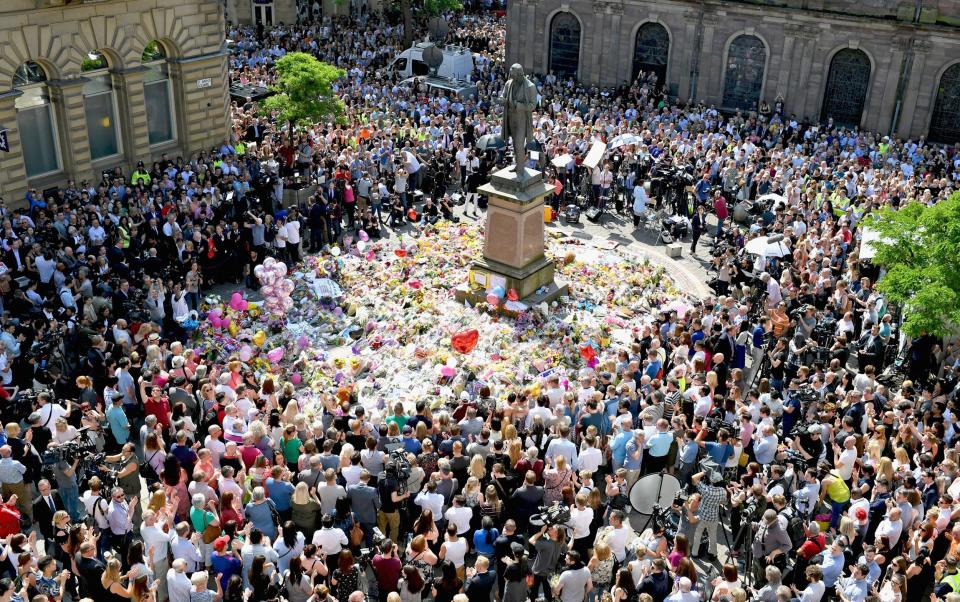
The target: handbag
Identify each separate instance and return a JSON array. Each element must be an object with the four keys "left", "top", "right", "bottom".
[
  {"left": 349, "top": 513, "right": 364, "bottom": 547},
  {"left": 202, "top": 521, "right": 222, "bottom": 544}
]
